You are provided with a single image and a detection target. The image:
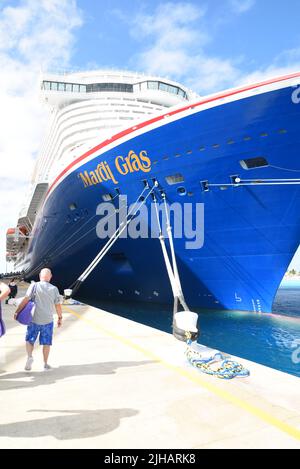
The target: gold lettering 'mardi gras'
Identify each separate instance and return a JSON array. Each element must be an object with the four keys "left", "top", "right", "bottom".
[{"left": 78, "top": 150, "right": 151, "bottom": 188}]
